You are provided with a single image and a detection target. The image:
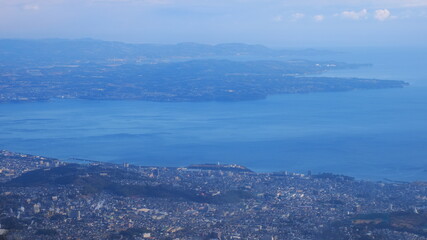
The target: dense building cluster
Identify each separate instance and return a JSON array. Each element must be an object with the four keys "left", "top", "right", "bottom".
[
  {"left": 0, "top": 150, "right": 426, "bottom": 240},
  {"left": 0, "top": 150, "right": 64, "bottom": 182}
]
